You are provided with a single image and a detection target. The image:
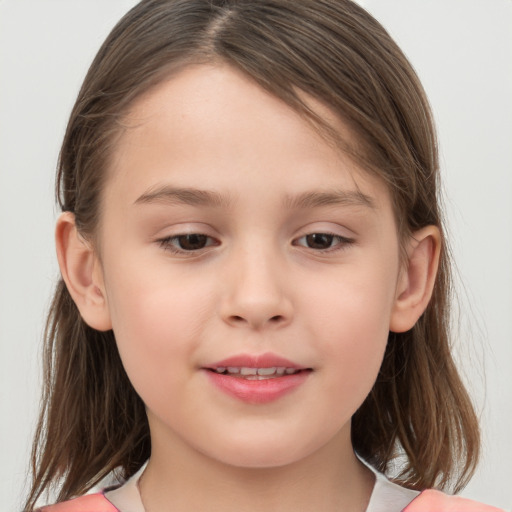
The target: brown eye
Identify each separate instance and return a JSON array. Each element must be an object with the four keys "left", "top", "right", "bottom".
[
  {"left": 293, "top": 232, "right": 354, "bottom": 252},
  {"left": 305, "top": 233, "right": 335, "bottom": 249},
  {"left": 158, "top": 233, "right": 218, "bottom": 253},
  {"left": 176, "top": 234, "right": 209, "bottom": 250}
]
